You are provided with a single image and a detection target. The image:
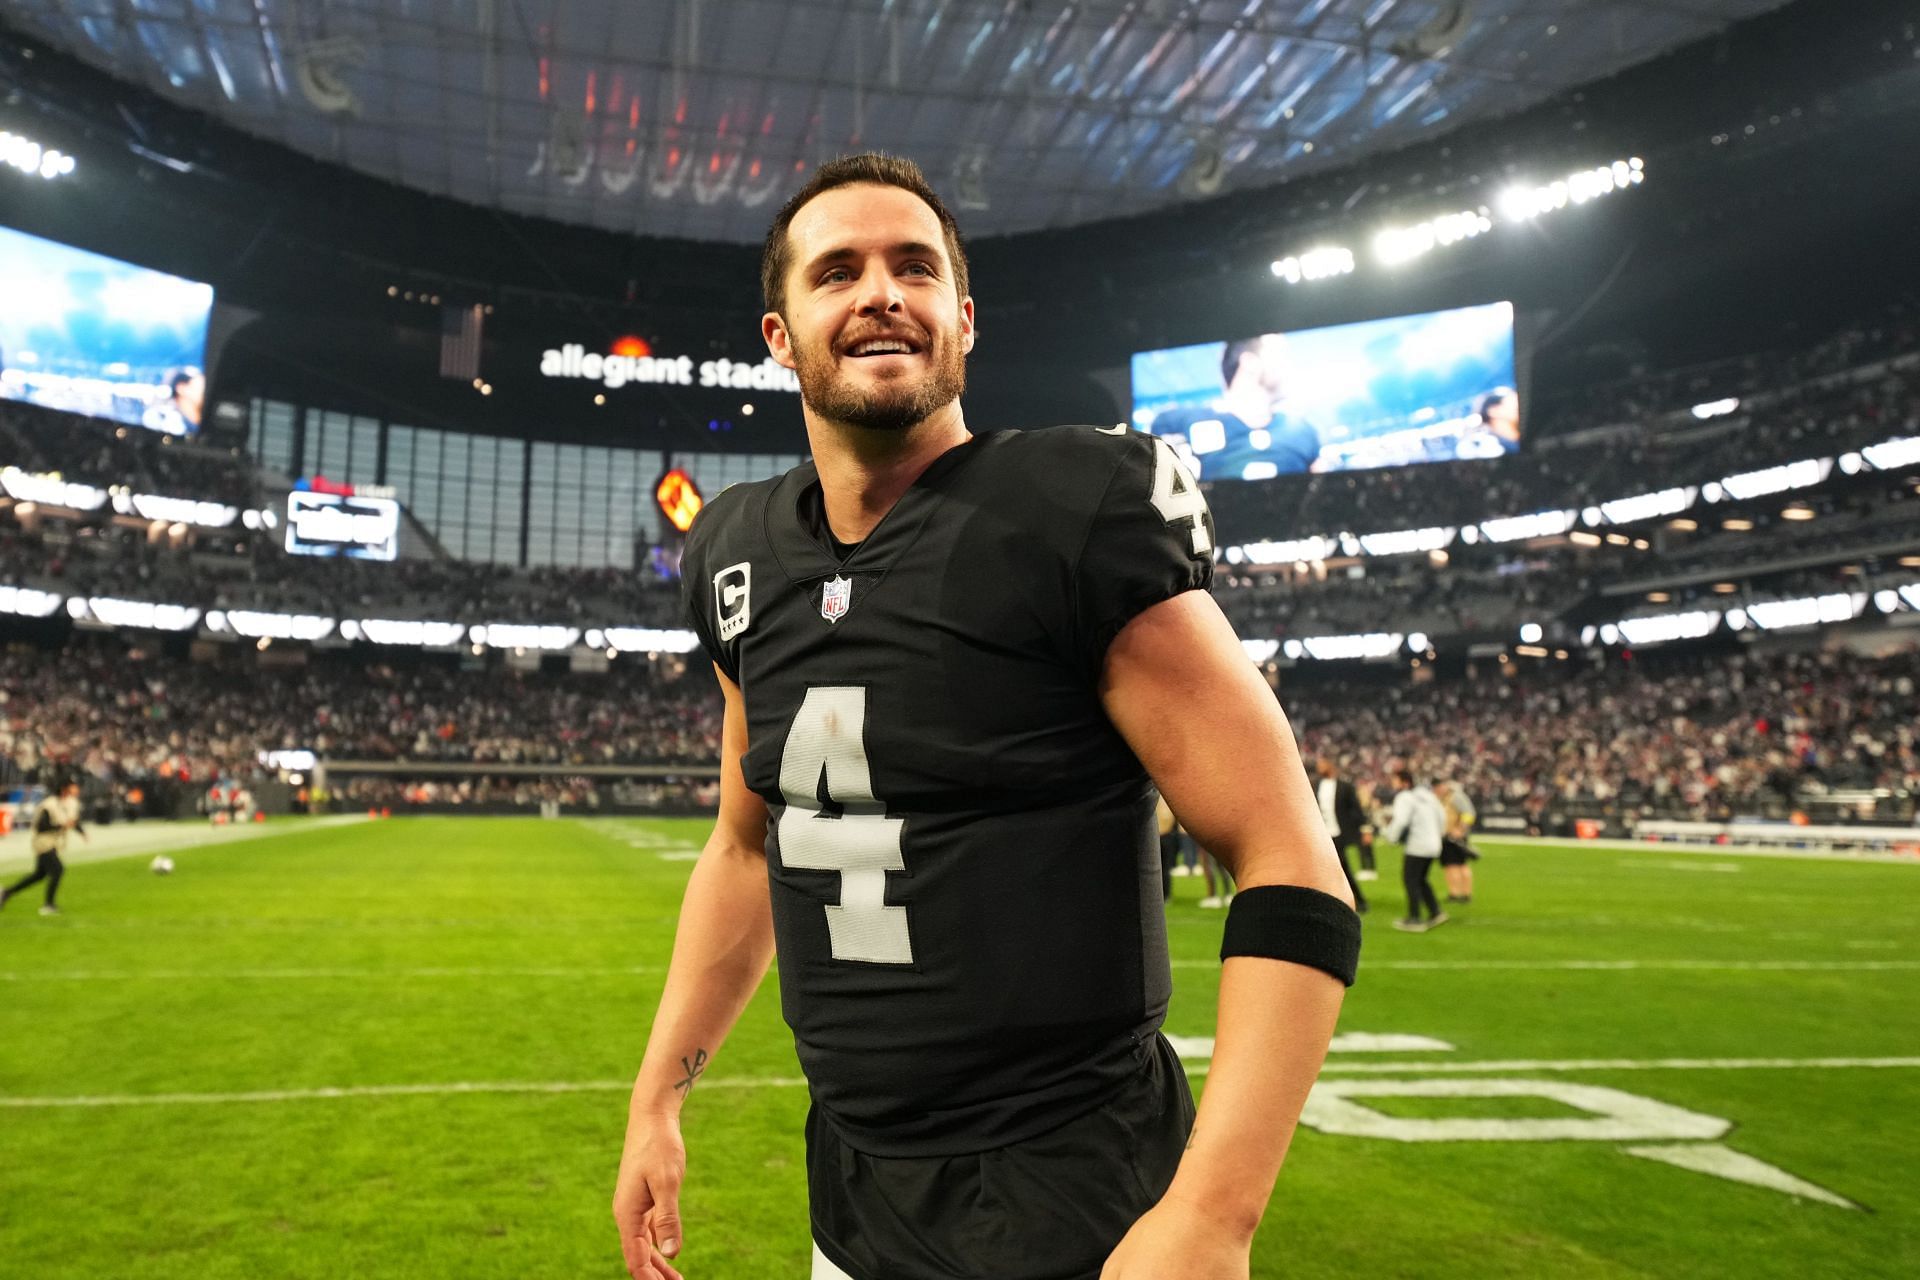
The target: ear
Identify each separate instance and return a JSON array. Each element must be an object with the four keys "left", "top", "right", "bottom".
[
  {"left": 763, "top": 311, "right": 797, "bottom": 371},
  {"left": 958, "top": 296, "right": 976, "bottom": 355}
]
